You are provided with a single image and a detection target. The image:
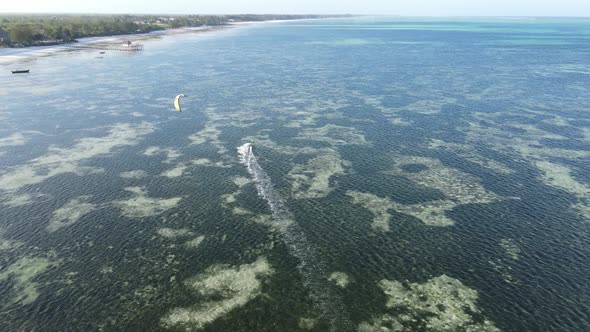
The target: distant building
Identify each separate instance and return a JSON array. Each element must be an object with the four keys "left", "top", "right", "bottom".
[{"left": 0, "top": 27, "right": 11, "bottom": 44}]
